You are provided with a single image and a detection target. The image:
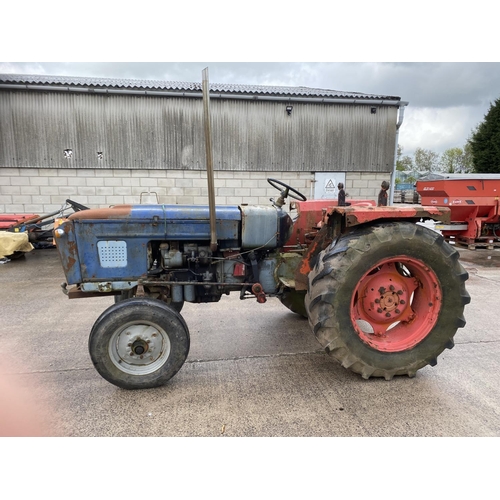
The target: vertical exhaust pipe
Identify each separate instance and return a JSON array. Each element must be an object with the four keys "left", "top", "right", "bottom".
[
  {"left": 389, "top": 101, "right": 408, "bottom": 206},
  {"left": 202, "top": 67, "right": 218, "bottom": 252}
]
